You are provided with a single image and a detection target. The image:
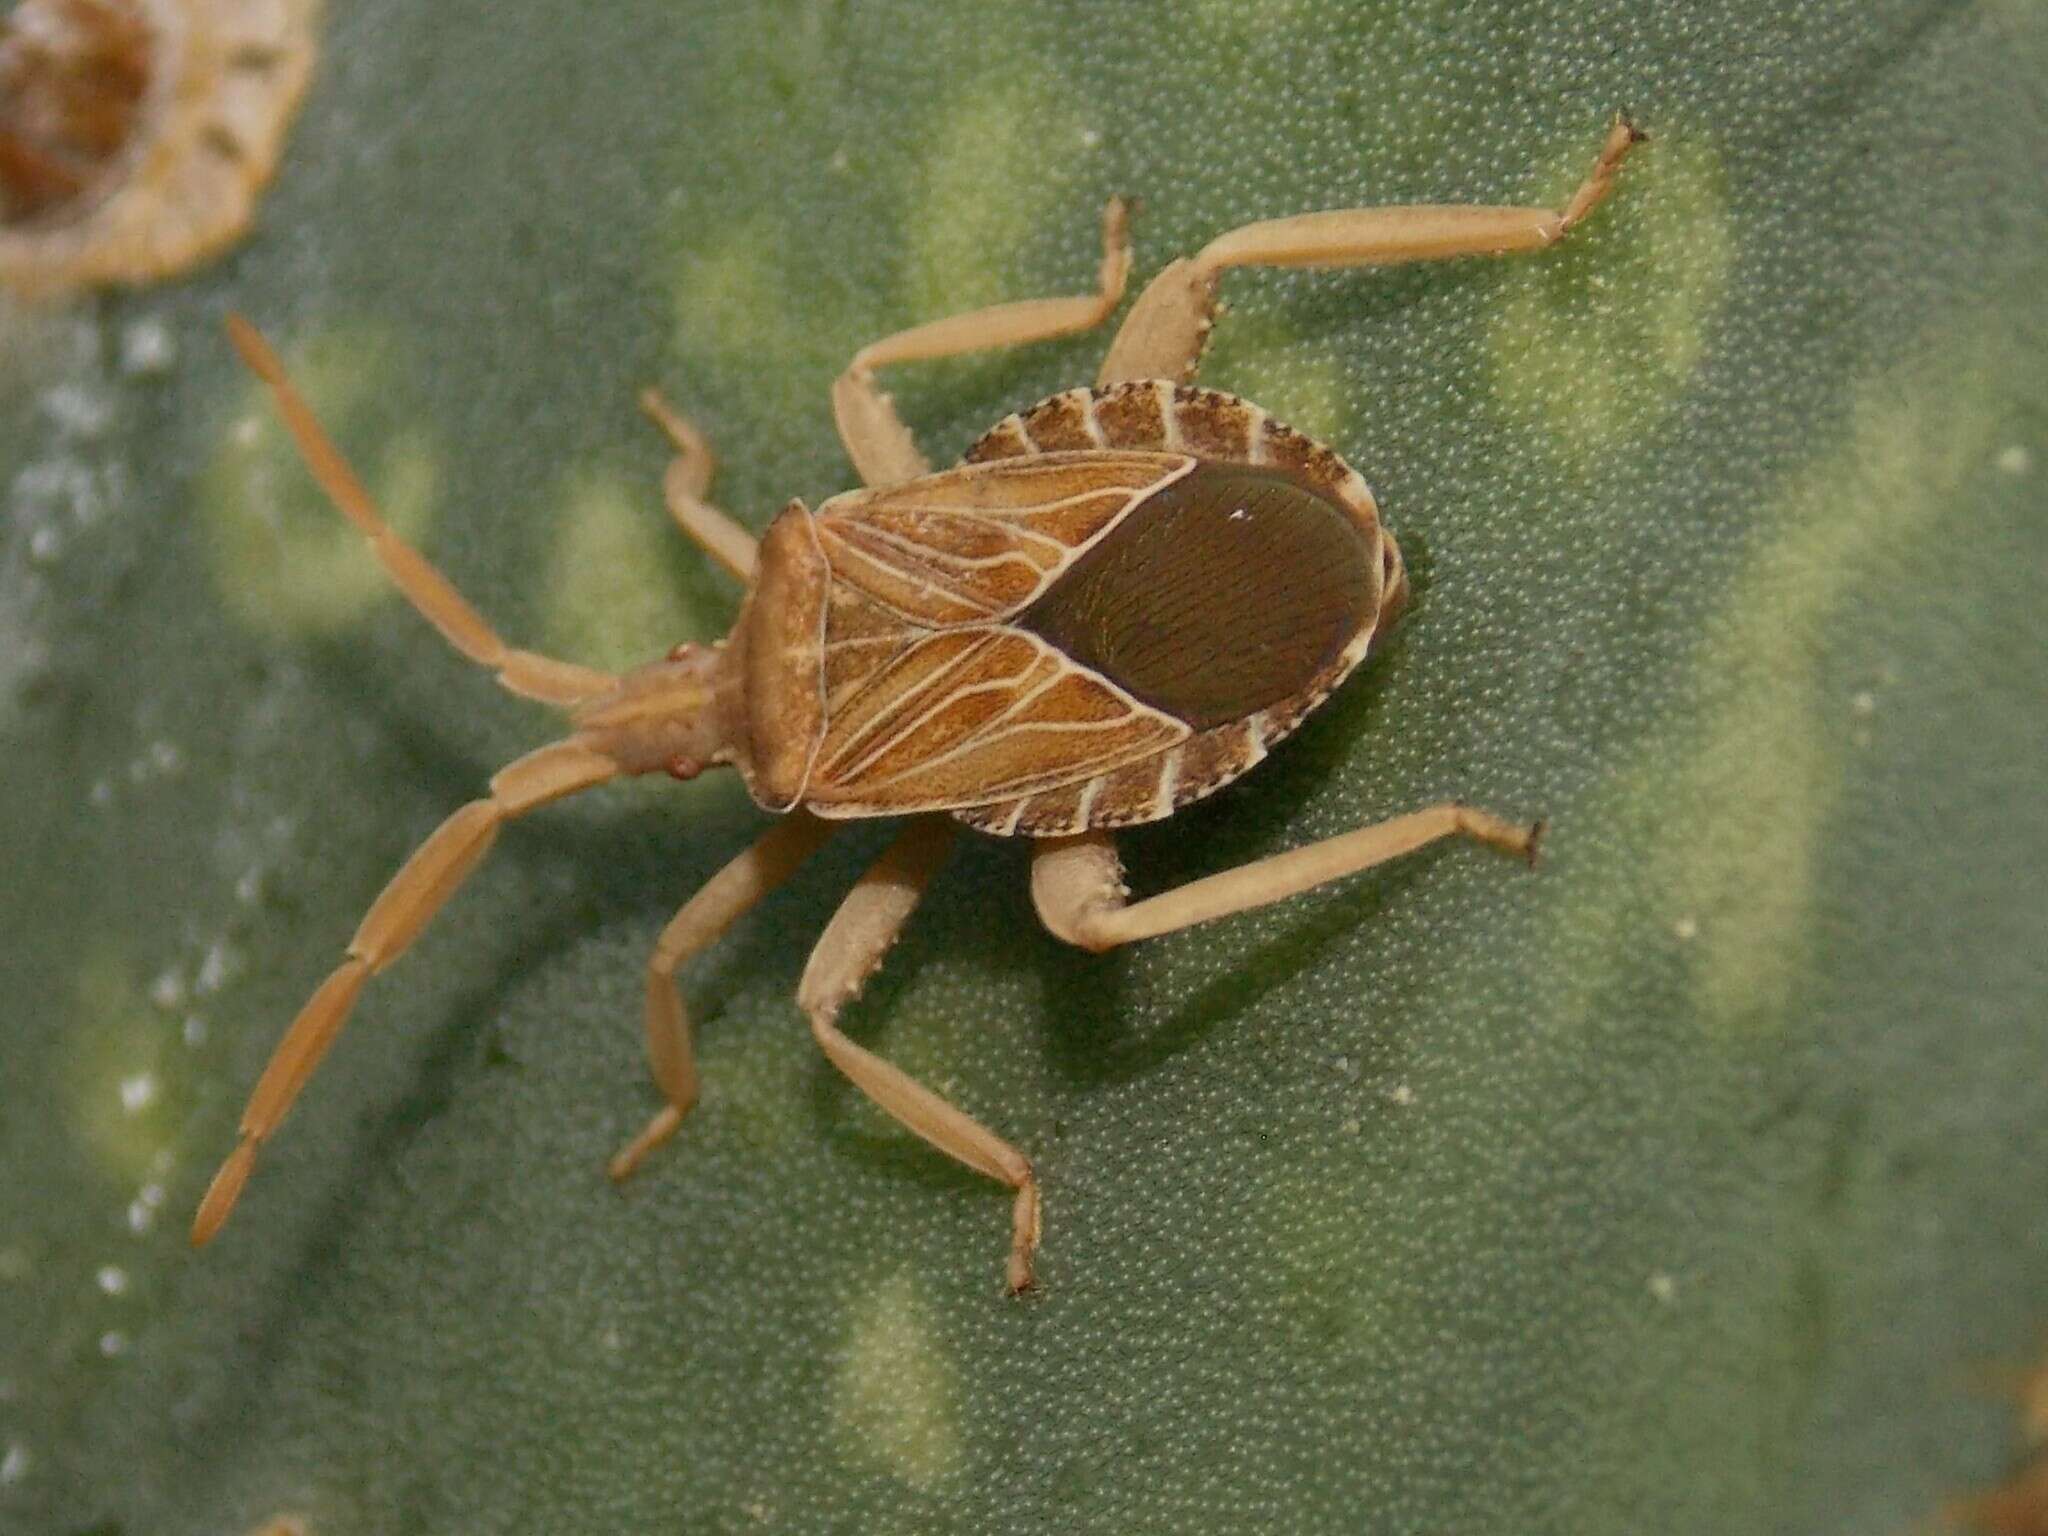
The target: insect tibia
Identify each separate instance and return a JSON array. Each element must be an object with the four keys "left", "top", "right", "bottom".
[{"left": 569, "top": 643, "right": 736, "bottom": 779}]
